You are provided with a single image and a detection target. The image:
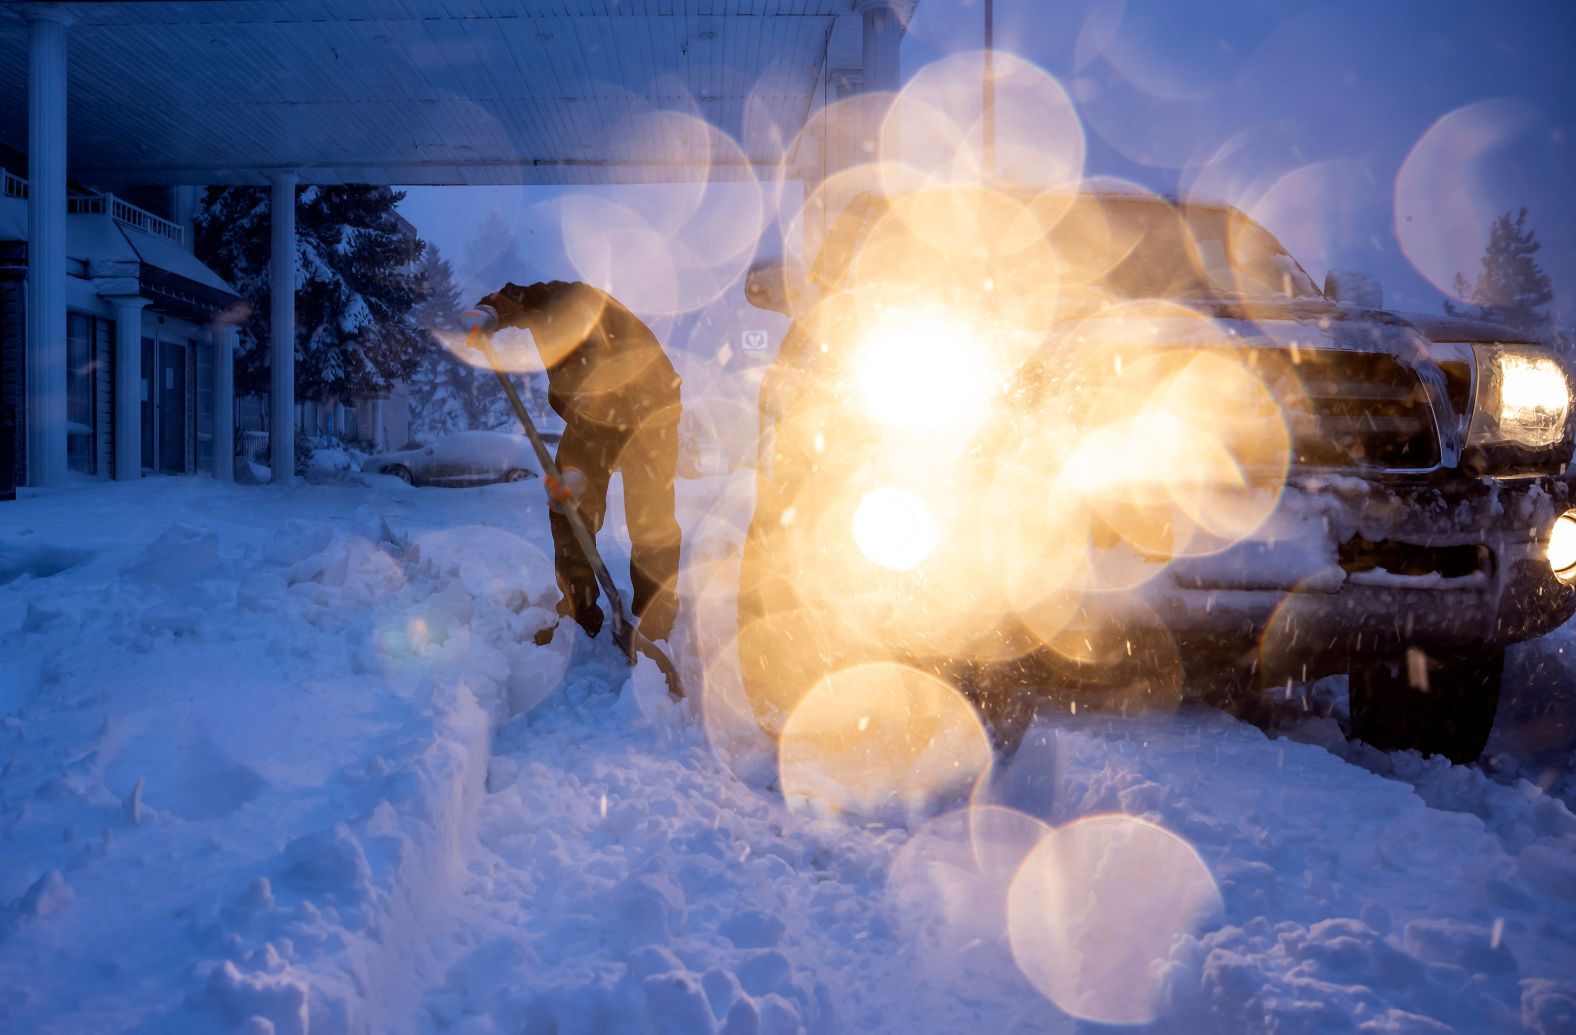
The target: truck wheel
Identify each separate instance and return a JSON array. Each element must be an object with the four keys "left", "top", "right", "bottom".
[
  {"left": 1348, "top": 650, "right": 1503, "bottom": 764},
  {"left": 958, "top": 655, "right": 1046, "bottom": 756}
]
